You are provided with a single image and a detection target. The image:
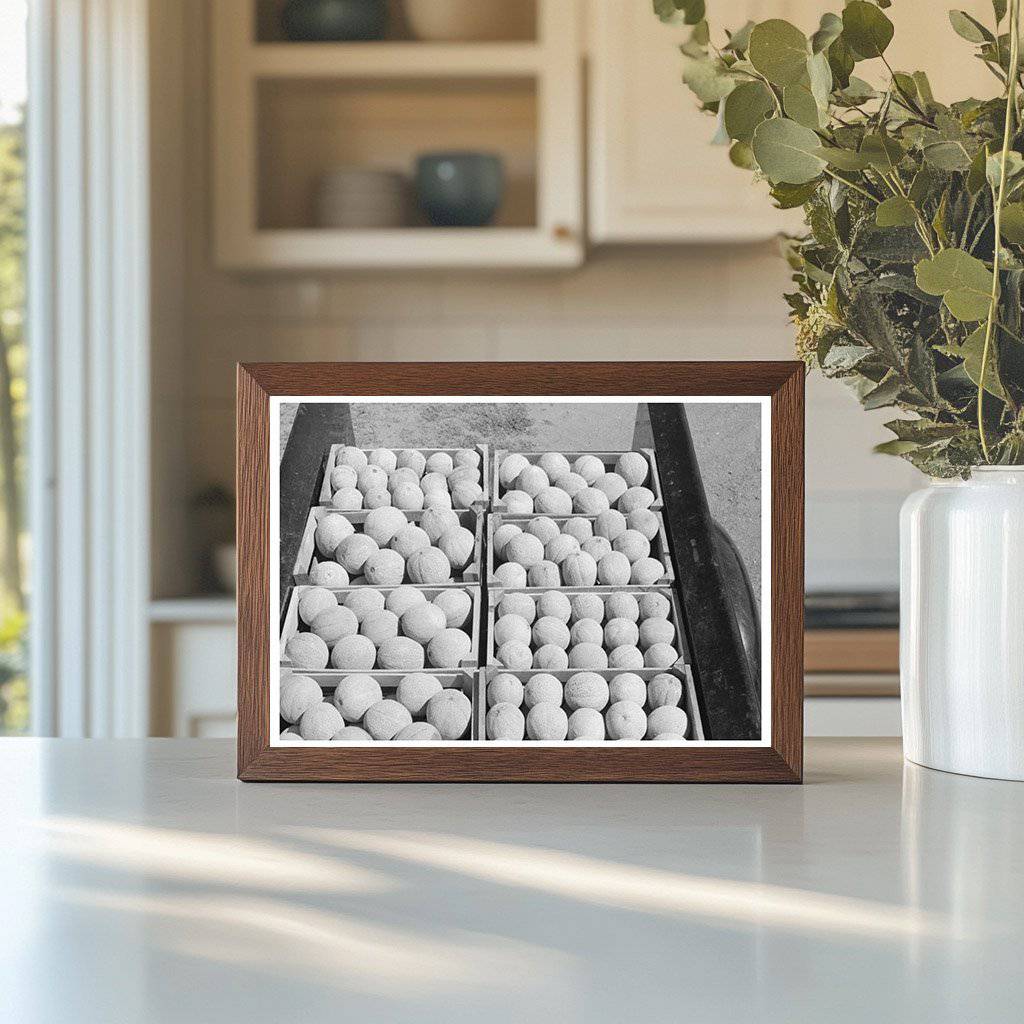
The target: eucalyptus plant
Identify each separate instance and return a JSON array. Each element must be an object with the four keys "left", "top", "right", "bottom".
[{"left": 658, "top": 0, "right": 1024, "bottom": 475}]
